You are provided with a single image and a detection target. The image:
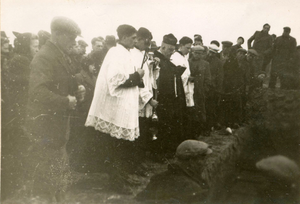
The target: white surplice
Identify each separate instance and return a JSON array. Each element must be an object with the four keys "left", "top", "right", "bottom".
[
  {"left": 85, "top": 44, "right": 139, "bottom": 141},
  {"left": 131, "top": 47, "right": 158, "bottom": 118},
  {"left": 171, "top": 51, "right": 194, "bottom": 107}
]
